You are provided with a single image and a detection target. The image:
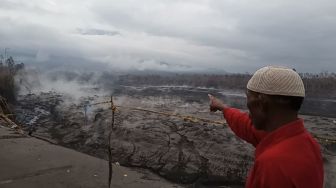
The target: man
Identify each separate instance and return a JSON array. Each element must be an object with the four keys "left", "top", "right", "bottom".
[{"left": 209, "top": 66, "right": 324, "bottom": 188}]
